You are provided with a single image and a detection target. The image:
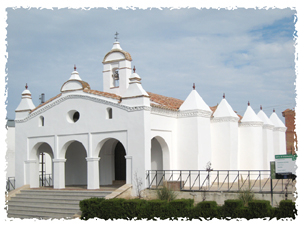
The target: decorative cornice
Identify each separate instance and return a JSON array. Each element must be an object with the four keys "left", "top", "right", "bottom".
[
  {"left": 273, "top": 127, "right": 287, "bottom": 132},
  {"left": 150, "top": 107, "right": 212, "bottom": 118},
  {"left": 262, "top": 124, "right": 274, "bottom": 130},
  {"left": 15, "top": 94, "right": 151, "bottom": 123},
  {"left": 103, "top": 48, "right": 132, "bottom": 63},
  {"left": 150, "top": 106, "right": 178, "bottom": 118},
  {"left": 178, "top": 109, "right": 212, "bottom": 118},
  {"left": 211, "top": 116, "right": 240, "bottom": 123},
  {"left": 239, "top": 121, "right": 264, "bottom": 127}
]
